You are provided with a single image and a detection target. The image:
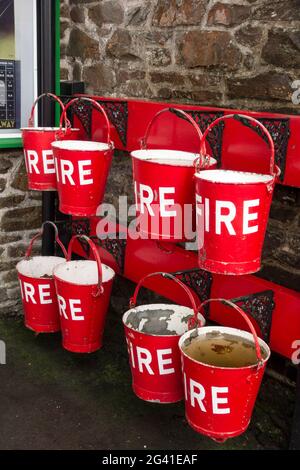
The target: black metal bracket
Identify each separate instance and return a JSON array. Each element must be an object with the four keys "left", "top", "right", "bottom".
[
  {"left": 229, "top": 290, "right": 275, "bottom": 344},
  {"left": 186, "top": 110, "right": 225, "bottom": 163},
  {"left": 62, "top": 97, "right": 129, "bottom": 147},
  {"left": 169, "top": 108, "right": 225, "bottom": 163},
  {"left": 70, "top": 99, "right": 93, "bottom": 139},
  {"left": 171, "top": 268, "right": 213, "bottom": 316},
  {"left": 170, "top": 268, "right": 275, "bottom": 344},
  {"left": 88, "top": 235, "right": 127, "bottom": 273},
  {"left": 55, "top": 218, "right": 127, "bottom": 272},
  {"left": 97, "top": 100, "right": 128, "bottom": 147},
  {"left": 234, "top": 115, "right": 290, "bottom": 181}
]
